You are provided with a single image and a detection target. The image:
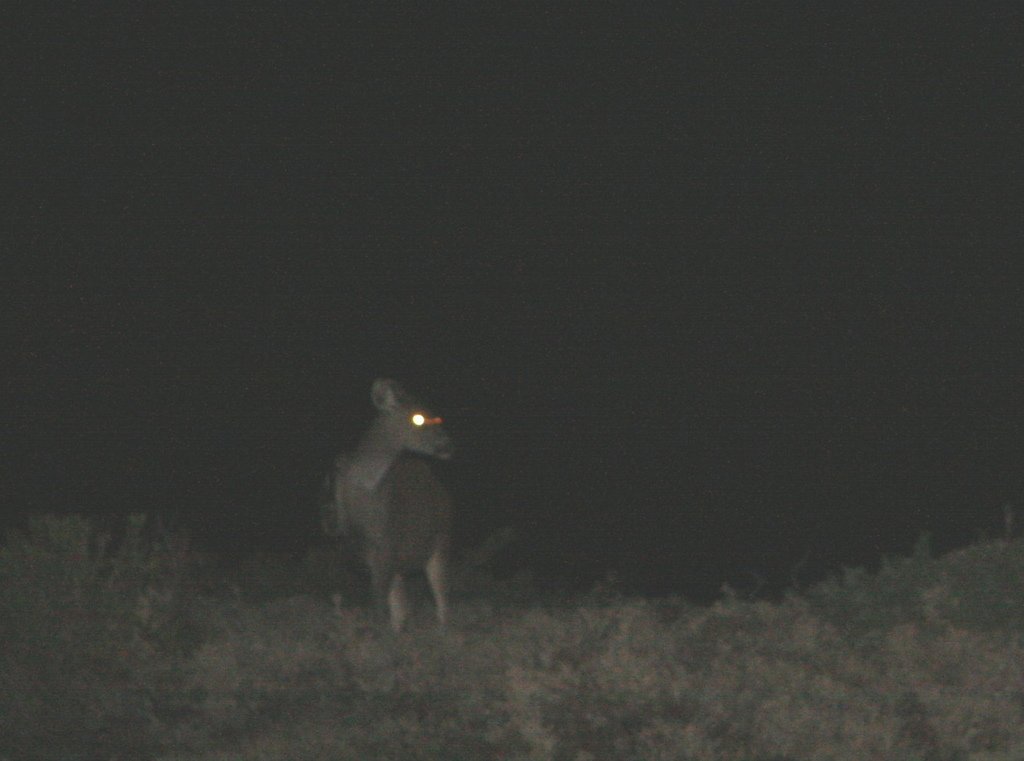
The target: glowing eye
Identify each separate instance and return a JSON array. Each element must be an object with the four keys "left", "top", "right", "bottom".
[{"left": 411, "top": 413, "right": 425, "bottom": 426}]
